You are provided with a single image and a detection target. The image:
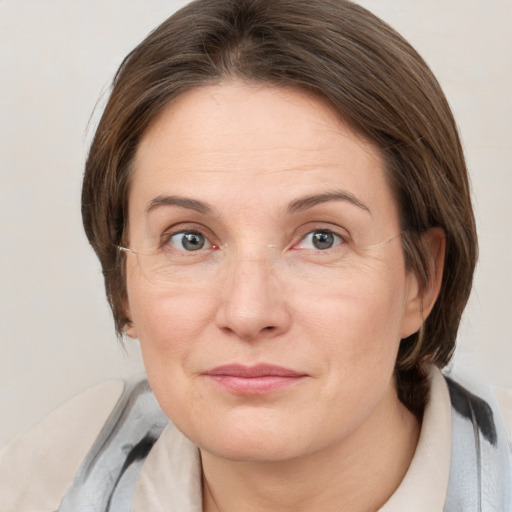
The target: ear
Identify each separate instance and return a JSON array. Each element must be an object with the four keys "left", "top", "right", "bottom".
[
  {"left": 124, "top": 322, "right": 139, "bottom": 339},
  {"left": 400, "top": 227, "right": 446, "bottom": 339},
  {"left": 123, "top": 299, "right": 139, "bottom": 339}
]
